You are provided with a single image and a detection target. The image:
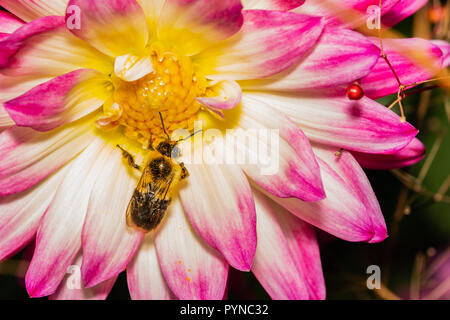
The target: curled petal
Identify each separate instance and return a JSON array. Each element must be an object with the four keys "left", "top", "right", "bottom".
[
  {"left": 178, "top": 146, "right": 257, "bottom": 271},
  {"left": 82, "top": 147, "right": 144, "bottom": 288},
  {"left": 127, "top": 234, "right": 176, "bottom": 300},
  {"left": 114, "top": 54, "right": 154, "bottom": 82},
  {"left": 0, "top": 167, "right": 67, "bottom": 262},
  {"left": 252, "top": 190, "right": 325, "bottom": 300},
  {"left": 50, "top": 253, "right": 117, "bottom": 300},
  {"left": 197, "top": 10, "right": 323, "bottom": 81},
  {"left": 361, "top": 38, "right": 444, "bottom": 99},
  {"left": 382, "top": 0, "right": 427, "bottom": 27},
  {"left": 241, "top": 27, "right": 380, "bottom": 91},
  {"left": 197, "top": 80, "right": 242, "bottom": 117},
  {"left": 155, "top": 198, "right": 229, "bottom": 300},
  {"left": 352, "top": 138, "right": 426, "bottom": 170},
  {"left": 66, "top": 0, "right": 149, "bottom": 57},
  {"left": 238, "top": 95, "right": 324, "bottom": 201},
  {"left": 4, "top": 69, "right": 112, "bottom": 131},
  {"left": 0, "top": 119, "right": 96, "bottom": 196},
  {"left": 0, "top": 0, "right": 68, "bottom": 22},
  {"left": 247, "top": 91, "right": 418, "bottom": 154}
]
